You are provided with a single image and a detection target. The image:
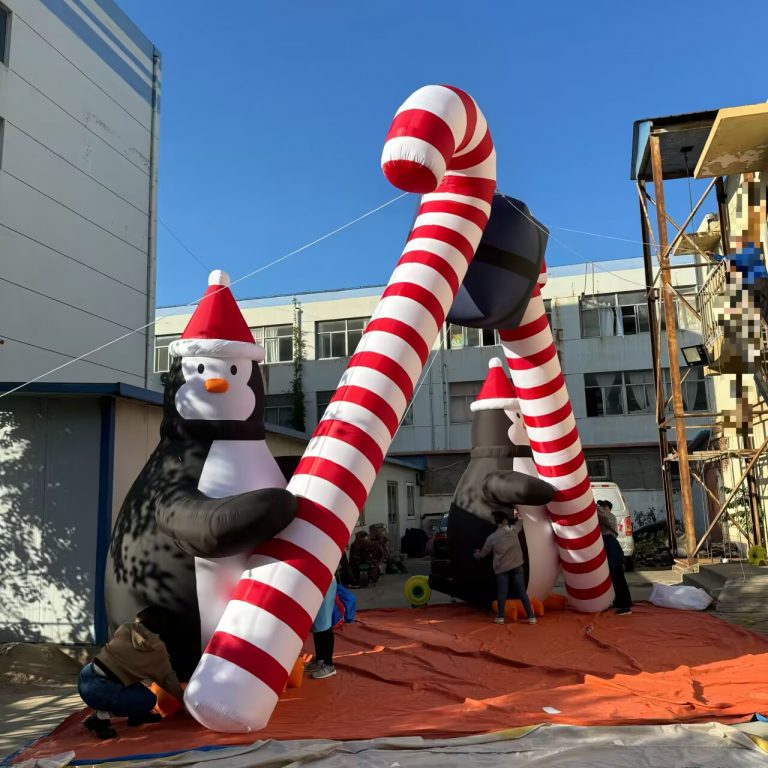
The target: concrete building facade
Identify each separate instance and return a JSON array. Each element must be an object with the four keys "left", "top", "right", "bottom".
[
  {"left": 155, "top": 257, "right": 713, "bottom": 532},
  {"left": 0, "top": 0, "right": 160, "bottom": 645}
]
